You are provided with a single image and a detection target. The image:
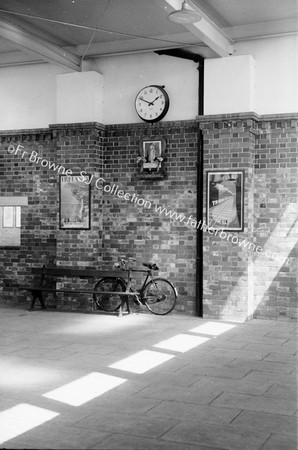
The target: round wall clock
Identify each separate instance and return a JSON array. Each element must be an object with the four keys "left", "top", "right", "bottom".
[{"left": 135, "top": 85, "right": 170, "bottom": 123}]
